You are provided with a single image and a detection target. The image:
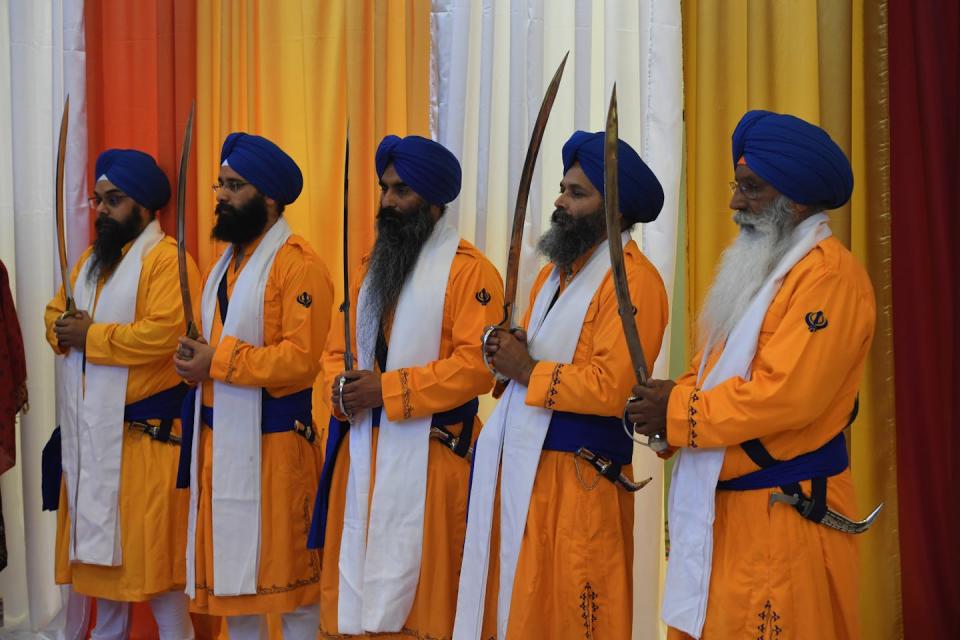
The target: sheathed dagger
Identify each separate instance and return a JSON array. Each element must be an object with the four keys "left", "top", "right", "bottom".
[
  {"left": 482, "top": 52, "right": 569, "bottom": 381},
  {"left": 602, "top": 86, "right": 667, "bottom": 453},
  {"left": 55, "top": 96, "right": 74, "bottom": 316},
  {"left": 176, "top": 101, "right": 199, "bottom": 341}
]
